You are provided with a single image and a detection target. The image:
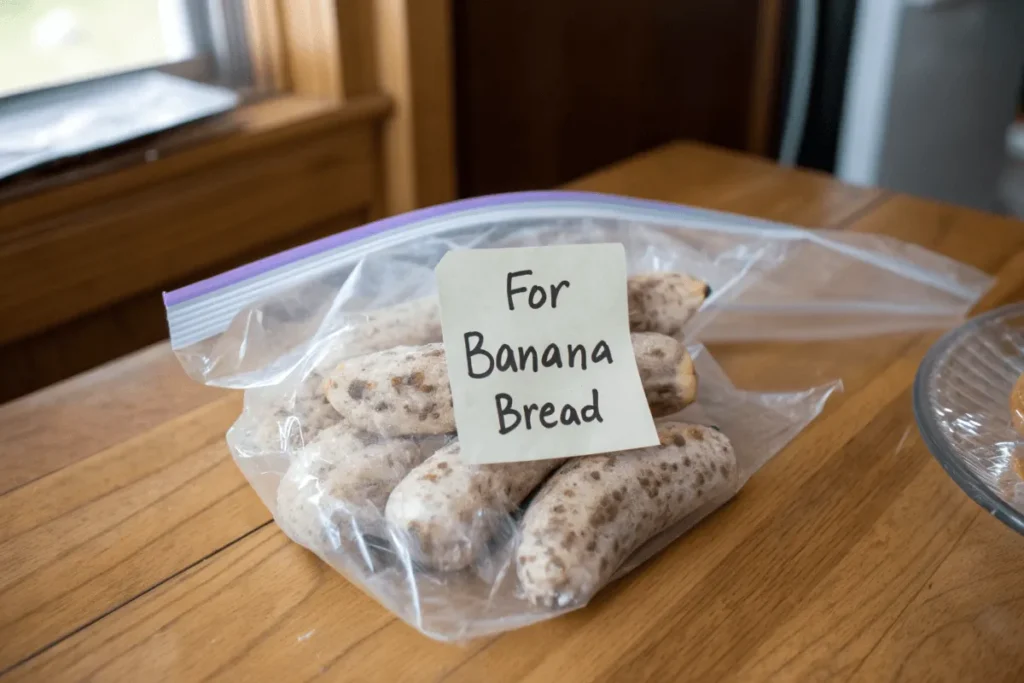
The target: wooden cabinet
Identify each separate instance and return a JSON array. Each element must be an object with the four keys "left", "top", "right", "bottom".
[{"left": 452, "top": 0, "right": 777, "bottom": 196}]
